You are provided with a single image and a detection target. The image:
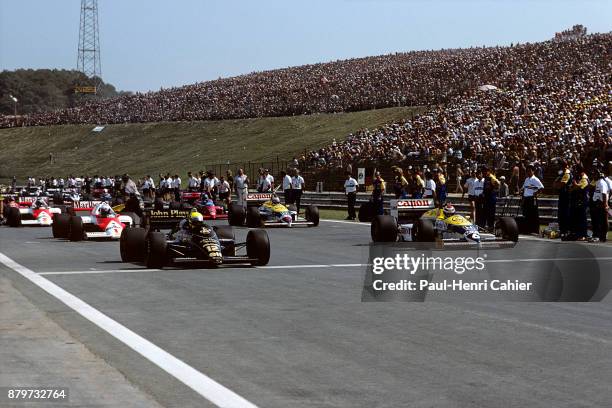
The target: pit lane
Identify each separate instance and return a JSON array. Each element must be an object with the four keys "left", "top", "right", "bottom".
[{"left": 1, "top": 221, "right": 612, "bottom": 408}]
